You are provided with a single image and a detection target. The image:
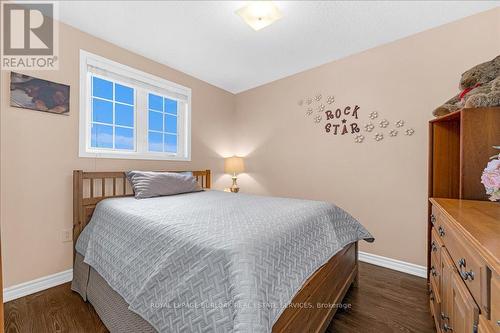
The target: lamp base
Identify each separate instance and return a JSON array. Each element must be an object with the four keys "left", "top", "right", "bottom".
[{"left": 230, "top": 176, "right": 240, "bottom": 193}]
